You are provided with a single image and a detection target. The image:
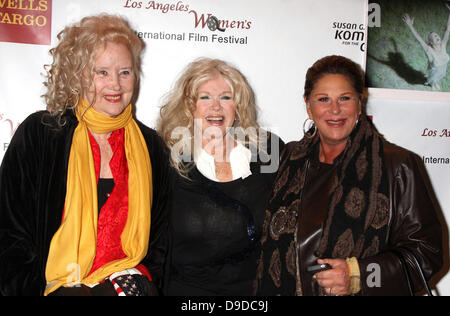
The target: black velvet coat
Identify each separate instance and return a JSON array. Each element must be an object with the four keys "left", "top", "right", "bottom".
[{"left": 0, "top": 111, "right": 170, "bottom": 296}]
